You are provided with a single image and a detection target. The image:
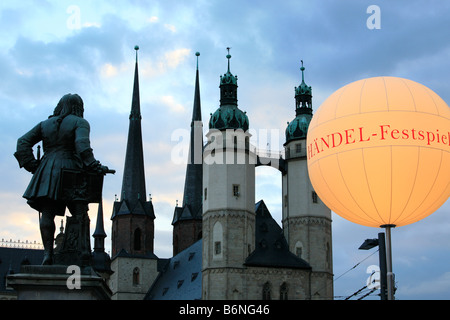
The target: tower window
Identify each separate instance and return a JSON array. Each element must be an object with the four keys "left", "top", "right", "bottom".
[
  {"left": 280, "top": 282, "right": 288, "bottom": 300},
  {"left": 312, "top": 191, "right": 318, "bottom": 203},
  {"left": 262, "top": 282, "right": 271, "bottom": 300},
  {"left": 233, "top": 184, "right": 240, "bottom": 197},
  {"left": 214, "top": 241, "right": 222, "bottom": 255},
  {"left": 204, "top": 188, "right": 207, "bottom": 200},
  {"left": 295, "top": 241, "right": 303, "bottom": 259},
  {"left": 213, "top": 222, "right": 223, "bottom": 260},
  {"left": 133, "top": 267, "right": 140, "bottom": 286},
  {"left": 295, "top": 143, "right": 302, "bottom": 153},
  {"left": 134, "top": 228, "right": 142, "bottom": 250}
]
